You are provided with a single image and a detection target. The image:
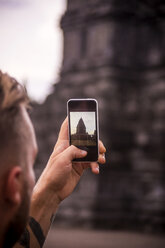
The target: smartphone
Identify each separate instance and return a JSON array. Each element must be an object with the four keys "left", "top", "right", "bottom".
[{"left": 67, "top": 98, "right": 99, "bottom": 162}]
